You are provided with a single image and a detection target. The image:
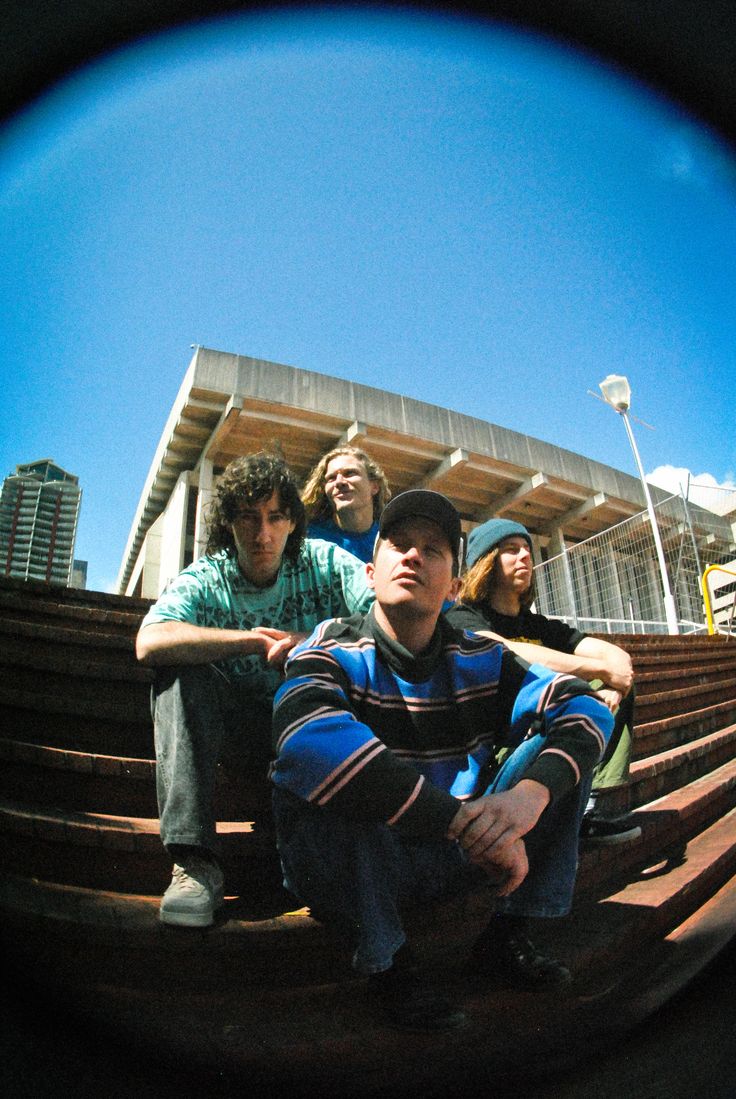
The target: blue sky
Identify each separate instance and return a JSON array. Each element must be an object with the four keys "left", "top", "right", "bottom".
[{"left": 1, "top": 7, "right": 735, "bottom": 592}]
